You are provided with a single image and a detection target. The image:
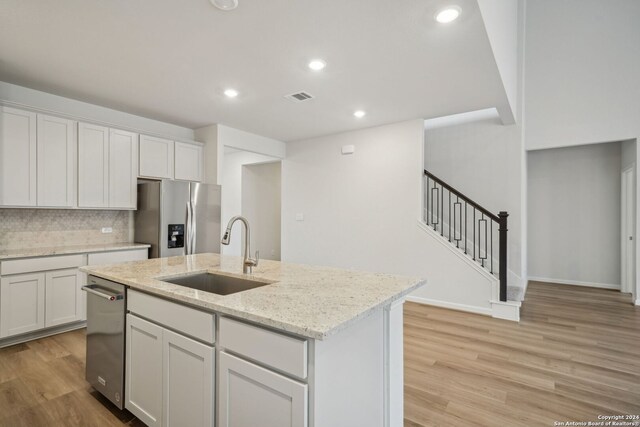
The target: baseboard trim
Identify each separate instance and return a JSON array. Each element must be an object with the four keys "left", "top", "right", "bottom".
[
  {"left": 490, "top": 300, "right": 521, "bottom": 322},
  {"left": 406, "top": 295, "right": 493, "bottom": 316},
  {"left": 528, "top": 276, "right": 621, "bottom": 290},
  {"left": 0, "top": 321, "right": 86, "bottom": 349},
  {"left": 635, "top": 299, "right": 640, "bottom": 306}
]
